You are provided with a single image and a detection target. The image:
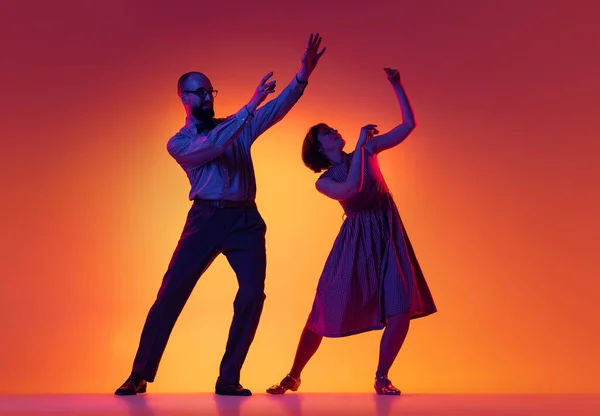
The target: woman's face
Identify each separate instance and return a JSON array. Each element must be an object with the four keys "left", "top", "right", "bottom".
[{"left": 317, "top": 125, "right": 345, "bottom": 152}]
